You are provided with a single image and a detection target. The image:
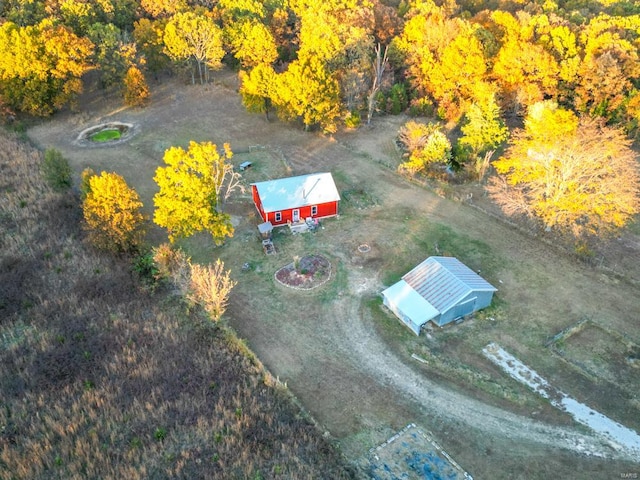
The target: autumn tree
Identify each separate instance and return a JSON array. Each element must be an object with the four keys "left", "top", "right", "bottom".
[
  {"left": 0, "top": 20, "right": 93, "bottom": 115},
  {"left": 574, "top": 17, "right": 640, "bottom": 123},
  {"left": 82, "top": 171, "right": 146, "bottom": 253},
  {"left": 459, "top": 93, "right": 508, "bottom": 156},
  {"left": 163, "top": 12, "right": 225, "bottom": 84},
  {"left": 490, "top": 12, "right": 560, "bottom": 113},
  {"left": 123, "top": 65, "right": 149, "bottom": 106},
  {"left": 225, "top": 19, "right": 279, "bottom": 69},
  {"left": 189, "top": 260, "right": 237, "bottom": 321},
  {"left": 140, "top": 0, "right": 188, "bottom": 19},
  {"left": 393, "top": 2, "right": 490, "bottom": 121},
  {"left": 152, "top": 243, "right": 236, "bottom": 321},
  {"left": 153, "top": 141, "right": 234, "bottom": 244},
  {"left": 239, "top": 63, "right": 276, "bottom": 119},
  {"left": 488, "top": 101, "right": 640, "bottom": 238},
  {"left": 397, "top": 120, "right": 452, "bottom": 175}
]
